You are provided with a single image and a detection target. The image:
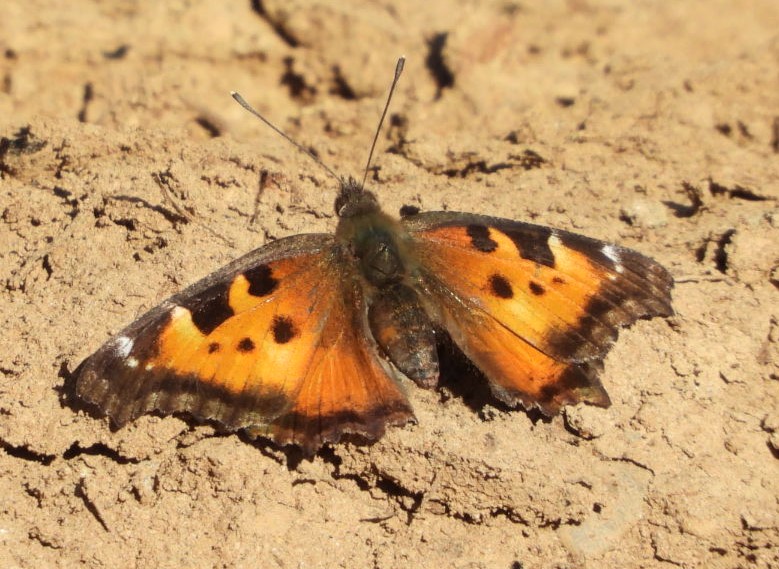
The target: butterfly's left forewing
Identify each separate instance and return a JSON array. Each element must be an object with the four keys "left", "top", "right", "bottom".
[
  {"left": 404, "top": 211, "right": 673, "bottom": 414},
  {"left": 76, "top": 234, "right": 414, "bottom": 453}
]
